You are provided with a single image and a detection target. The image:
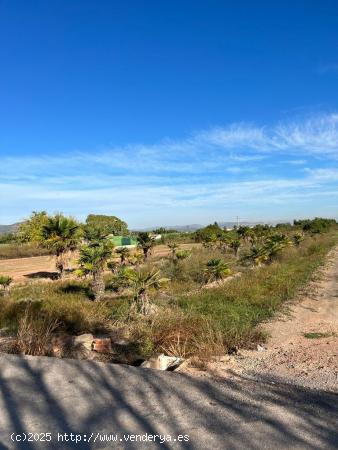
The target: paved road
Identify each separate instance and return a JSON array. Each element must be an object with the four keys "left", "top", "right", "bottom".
[{"left": 0, "top": 354, "right": 337, "bottom": 449}]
